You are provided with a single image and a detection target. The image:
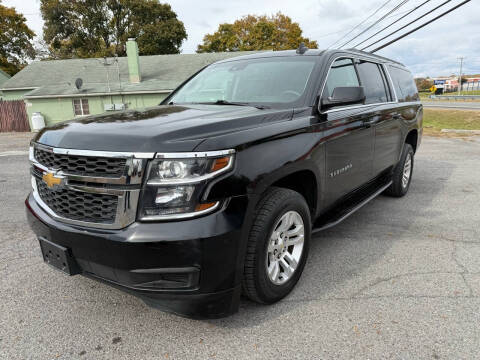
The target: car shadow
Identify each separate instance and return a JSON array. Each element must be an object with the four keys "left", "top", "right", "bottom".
[{"left": 209, "top": 157, "right": 454, "bottom": 328}]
